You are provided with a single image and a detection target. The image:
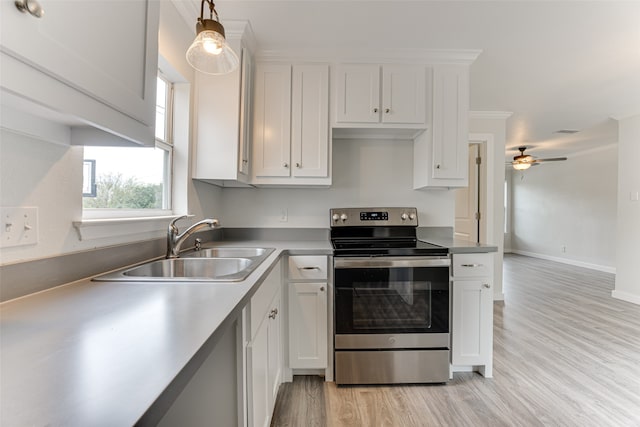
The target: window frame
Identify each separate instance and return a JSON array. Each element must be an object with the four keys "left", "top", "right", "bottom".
[{"left": 81, "top": 73, "right": 174, "bottom": 219}]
